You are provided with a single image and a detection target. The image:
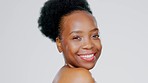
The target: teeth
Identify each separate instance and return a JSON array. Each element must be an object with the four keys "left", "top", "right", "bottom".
[{"left": 80, "top": 54, "right": 94, "bottom": 58}]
